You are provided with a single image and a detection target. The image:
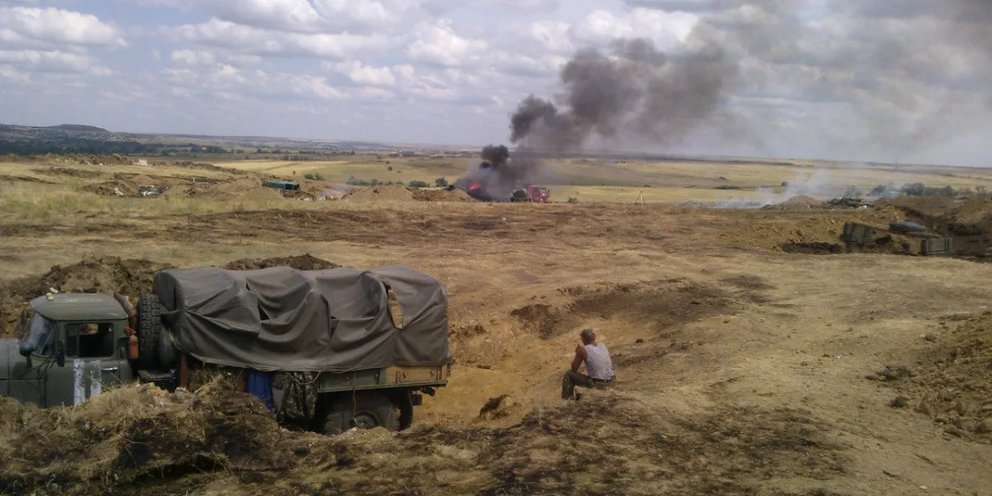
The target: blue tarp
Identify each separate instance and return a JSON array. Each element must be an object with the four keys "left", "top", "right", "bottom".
[{"left": 246, "top": 369, "right": 274, "bottom": 410}]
